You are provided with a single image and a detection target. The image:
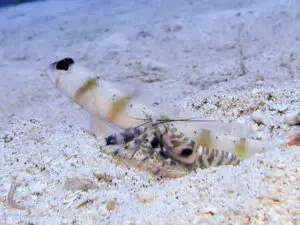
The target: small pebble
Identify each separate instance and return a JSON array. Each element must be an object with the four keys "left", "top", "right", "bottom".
[
  {"left": 199, "top": 206, "right": 218, "bottom": 215},
  {"left": 64, "top": 177, "right": 98, "bottom": 192},
  {"left": 251, "top": 111, "right": 268, "bottom": 125},
  {"left": 3, "top": 134, "right": 14, "bottom": 143},
  {"left": 106, "top": 199, "right": 118, "bottom": 211},
  {"left": 136, "top": 191, "right": 155, "bottom": 204},
  {"left": 94, "top": 173, "right": 113, "bottom": 183},
  {"left": 31, "top": 182, "right": 46, "bottom": 195},
  {"left": 272, "top": 104, "right": 288, "bottom": 113},
  {"left": 285, "top": 112, "right": 300, "bottom": 125},
  {"left": 287, "top": 131, "right": 300, "bottom": 146},
  {"left": 277, "top": 164, "right": 286, "bottom": 169}
]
